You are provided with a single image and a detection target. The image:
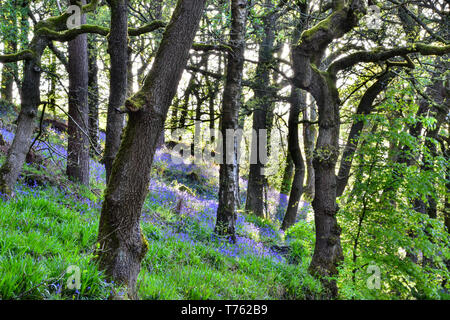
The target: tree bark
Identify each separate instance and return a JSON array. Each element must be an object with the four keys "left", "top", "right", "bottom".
[
  {"left": 103, "top": 0, "right": 129, "bottom": 182},
  {"left": 67, "top": 0, "right": 90, "bottom": 185},
  {"left": 215, "top": 0, "right": 247, "bottom": 241},
  {"left": 96, "top": 0, "right": 206, "bottom": 299}
]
